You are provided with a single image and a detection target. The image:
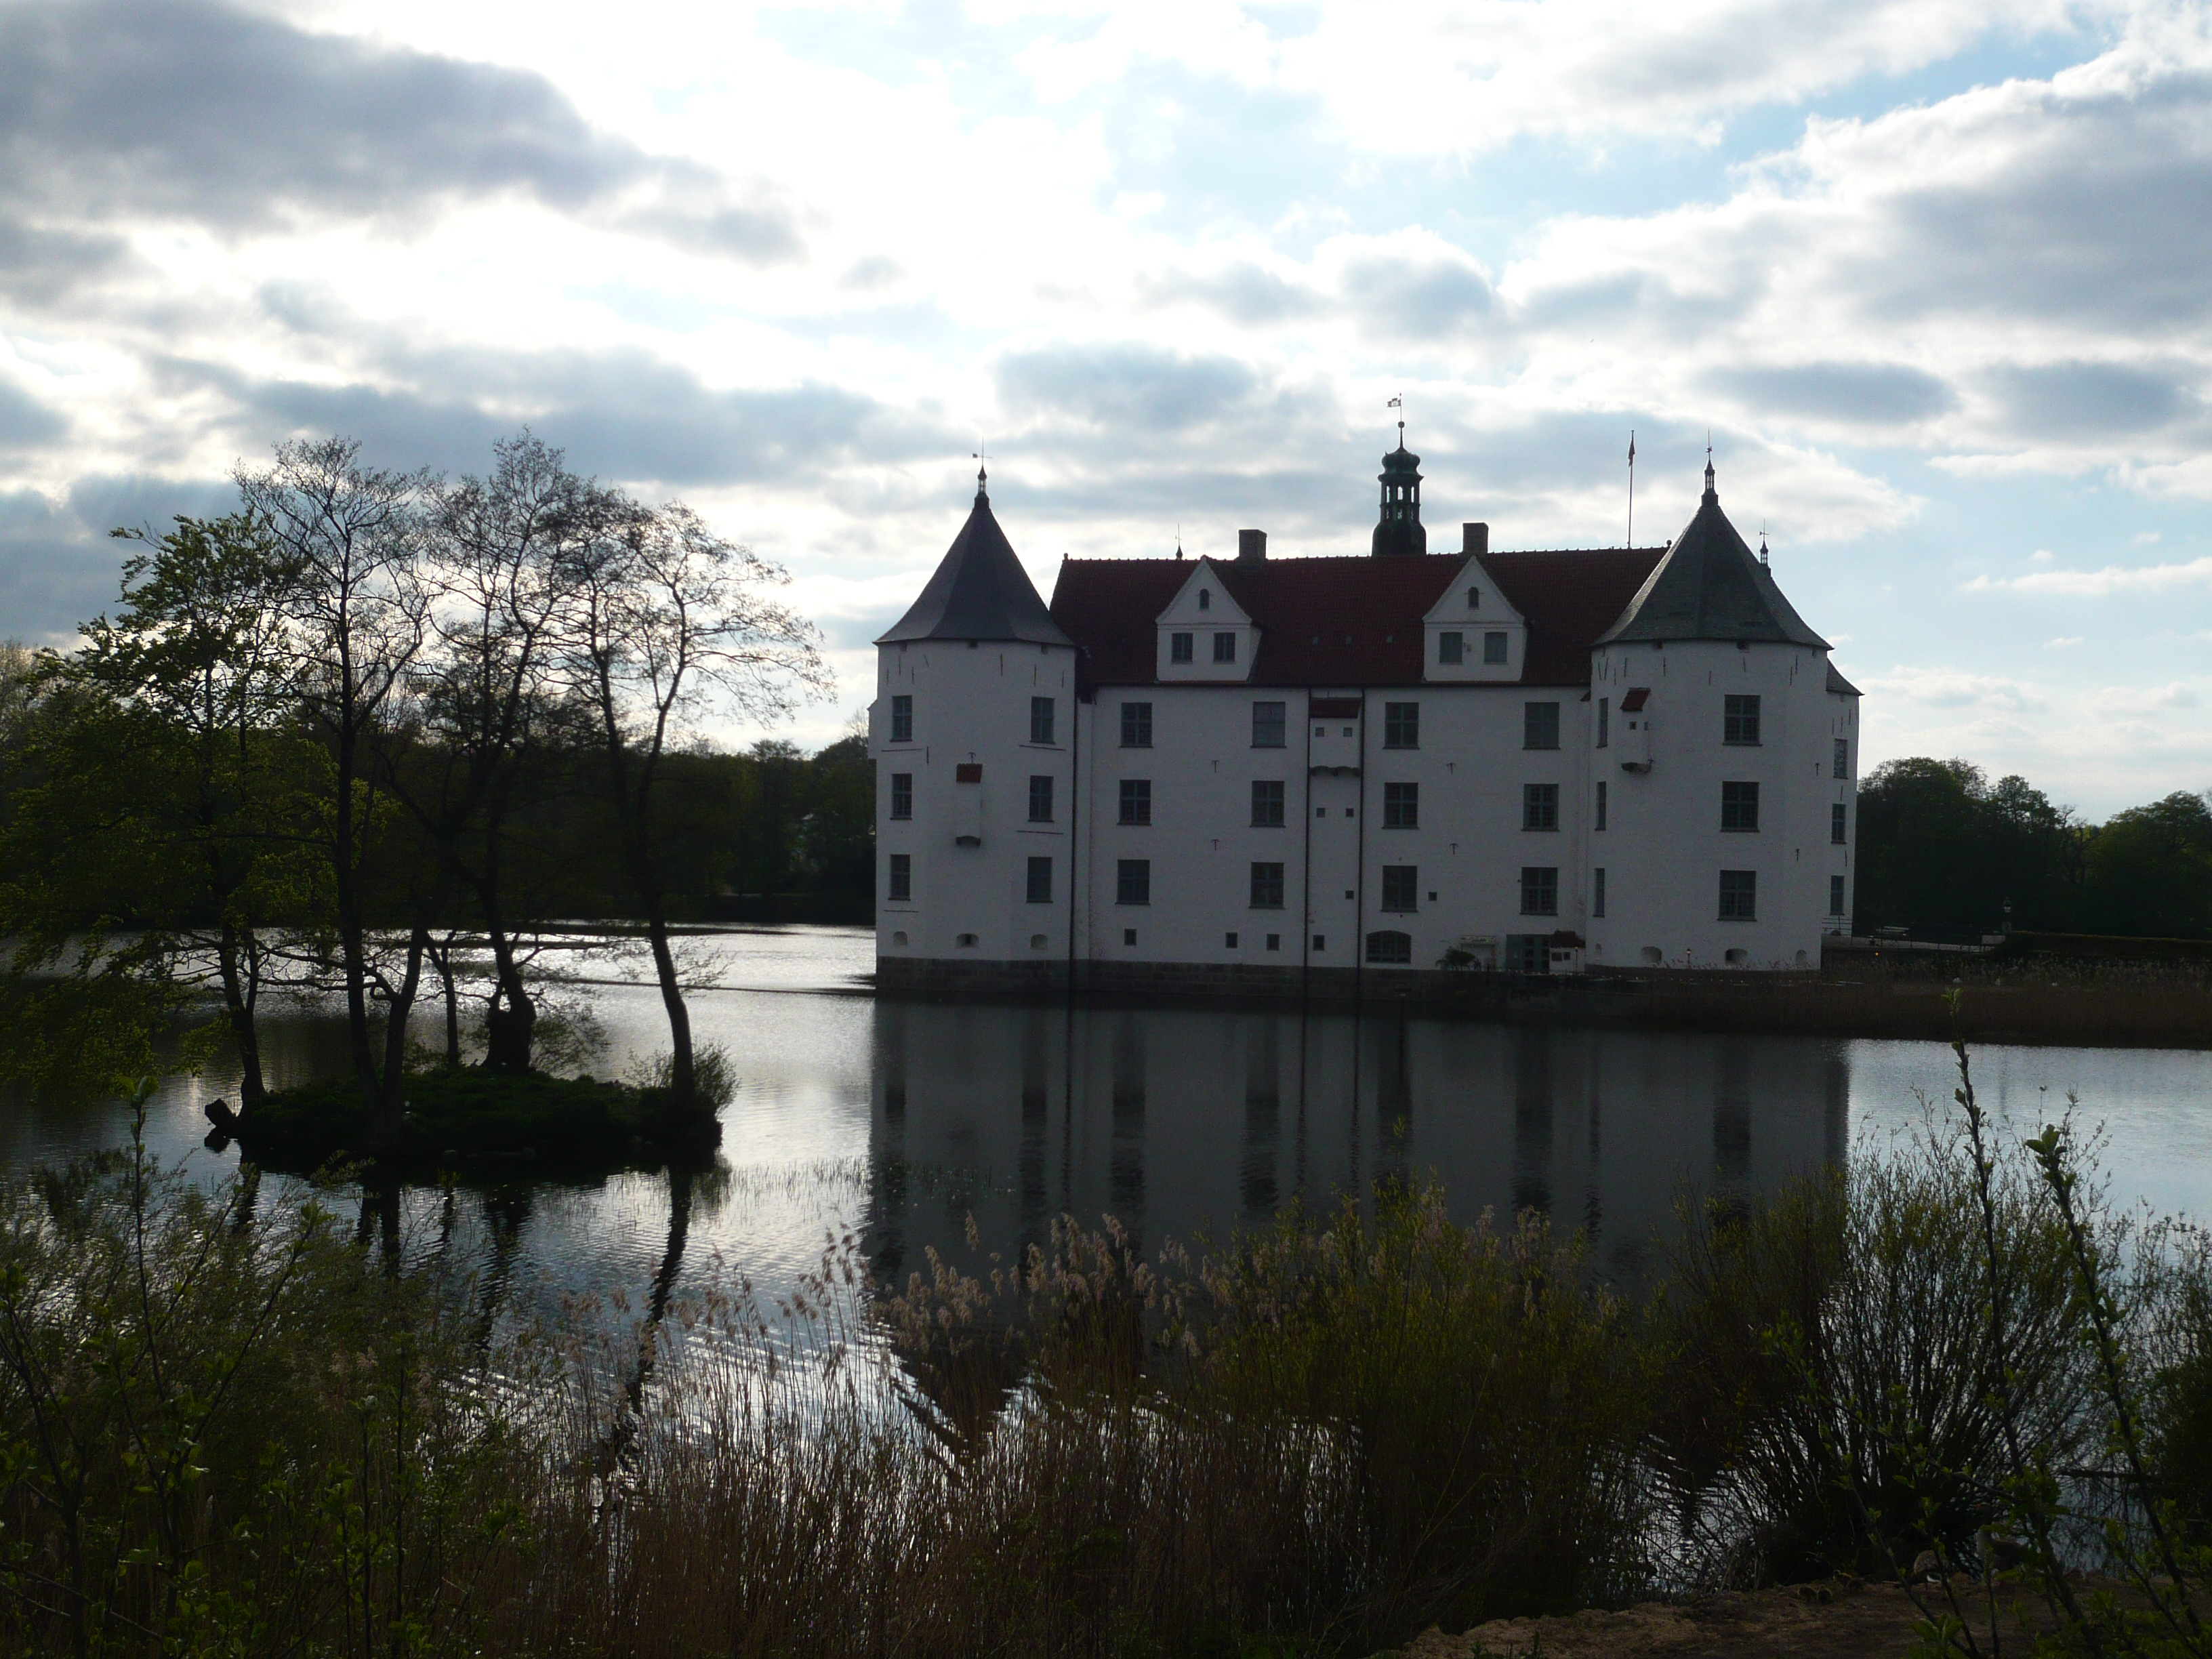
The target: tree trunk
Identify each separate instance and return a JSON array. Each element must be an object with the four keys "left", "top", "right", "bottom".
[
  {"left": 335, "top": 725, "right": 380, "bottom": 1111},
  {"left": 430, "top": 937, "right": 461, "bottom": 1069},
  {"left": 481, "top": 924, "right": 535, "bottom": 1073},
  {"left": 213, "top": 923, "right": 266, "bottom": 1117},
  {"left": 373, "top": 922, "right": 429, "bottom": 1139},
  {"left": 642, "top": 897, "right": 696, "bottom": 1115}
]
